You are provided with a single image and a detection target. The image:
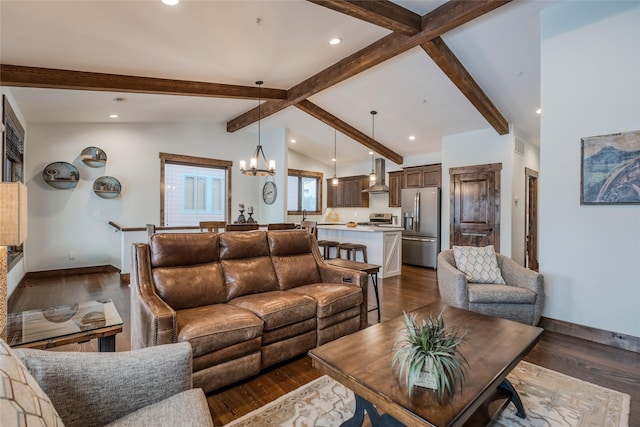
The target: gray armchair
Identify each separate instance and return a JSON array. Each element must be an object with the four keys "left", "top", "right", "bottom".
[
  {"left": 11, "top": 342, "right": 213, "bottom": 427},
  {"left": 437, "top": 249, "right": 544, "bottom": 325}
]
